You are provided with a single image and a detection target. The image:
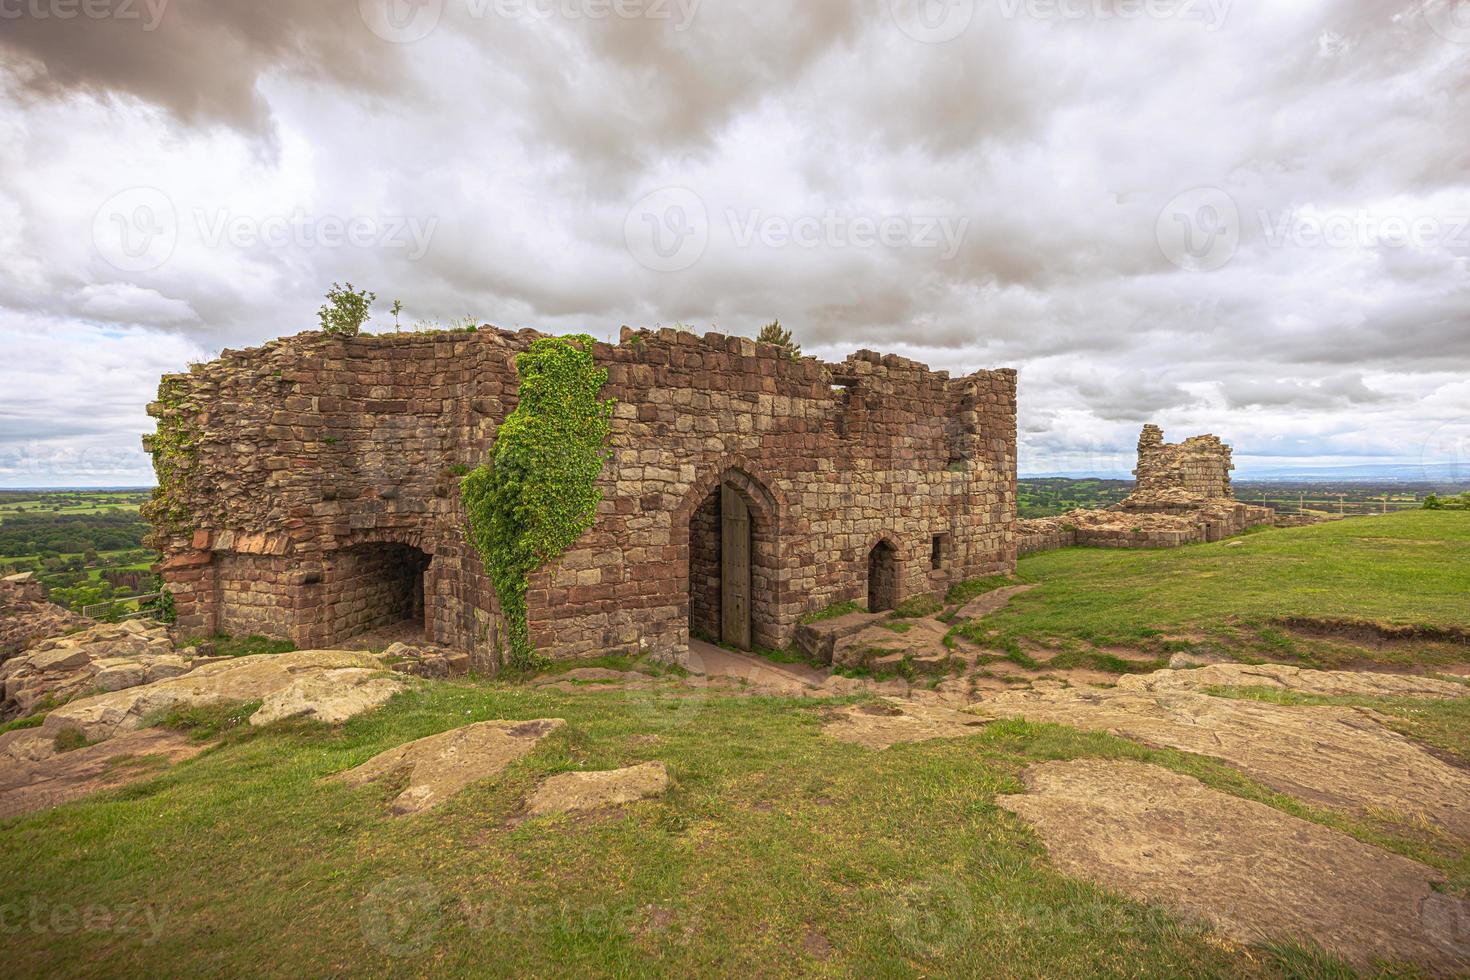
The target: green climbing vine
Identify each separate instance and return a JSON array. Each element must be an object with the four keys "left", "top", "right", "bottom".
[
  {"left": 462, "top": 335, "right": 613, "bottom": 668},
  {"left": 139, "top": 376, "right": 200, "bottom": 538}
]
